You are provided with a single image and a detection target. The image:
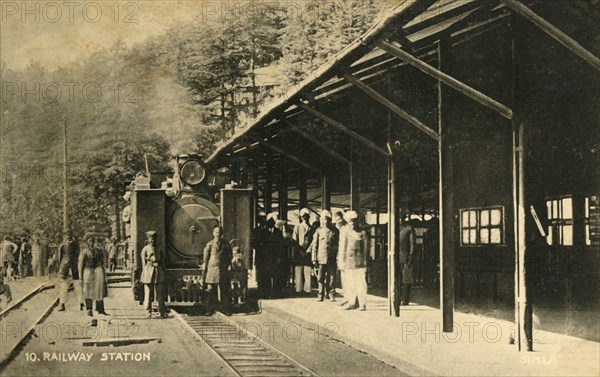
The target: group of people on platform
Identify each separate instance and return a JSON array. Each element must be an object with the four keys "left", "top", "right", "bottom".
[
  {"left": 0, "top": 231, "right": 112, "bottom": 318},
  {"left": 56, "top": 231, "right": 110, "bottom": 317},
  {"left": 0, "top": 235, "right": 47, "bottom": 281},
  {"left": 250, "top": 208, "right": 377, "bottom": 311},
  {"left": 2, "top": 206, "right": 418, "bottom": 316}
]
